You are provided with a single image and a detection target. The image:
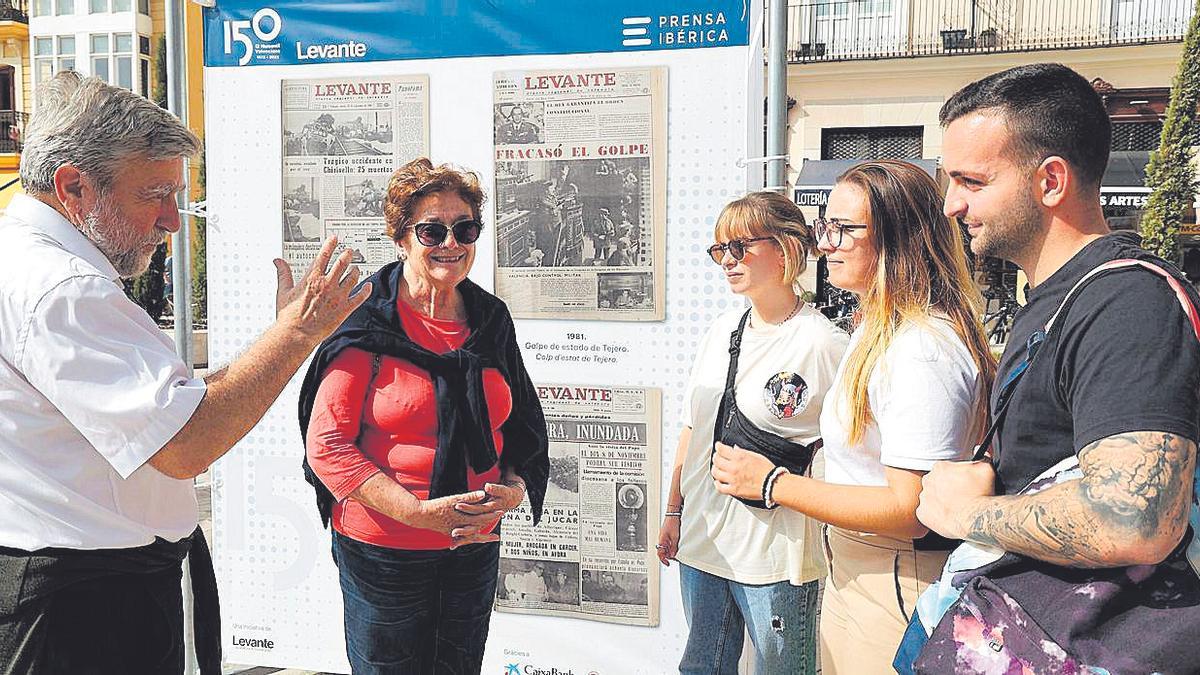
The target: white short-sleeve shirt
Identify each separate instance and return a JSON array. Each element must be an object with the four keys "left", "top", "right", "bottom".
[
  {"left": 821, "top": 319, "right": 985, "bottom": 488},
  {"left": 0, "top": 194, "right": 207, "bottom": 551},
  {"left": 675, "top": 305, "right": 849, "bottom": 585}
]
